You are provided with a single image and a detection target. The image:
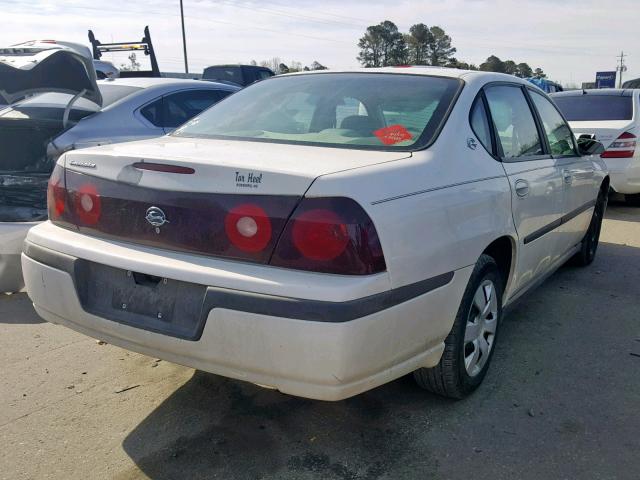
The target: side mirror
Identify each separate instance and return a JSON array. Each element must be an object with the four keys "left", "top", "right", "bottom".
[{"left": 577, "top": 138, "right": 605, "bottom": 156}]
